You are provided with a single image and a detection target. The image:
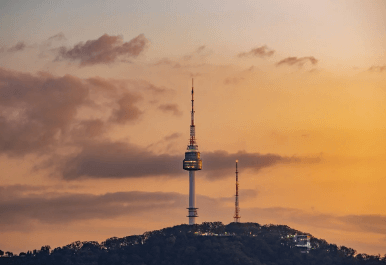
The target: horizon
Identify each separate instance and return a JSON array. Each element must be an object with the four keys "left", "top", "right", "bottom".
[{"left": 1, "top": 0, "right": 386, "bottom": 255}]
